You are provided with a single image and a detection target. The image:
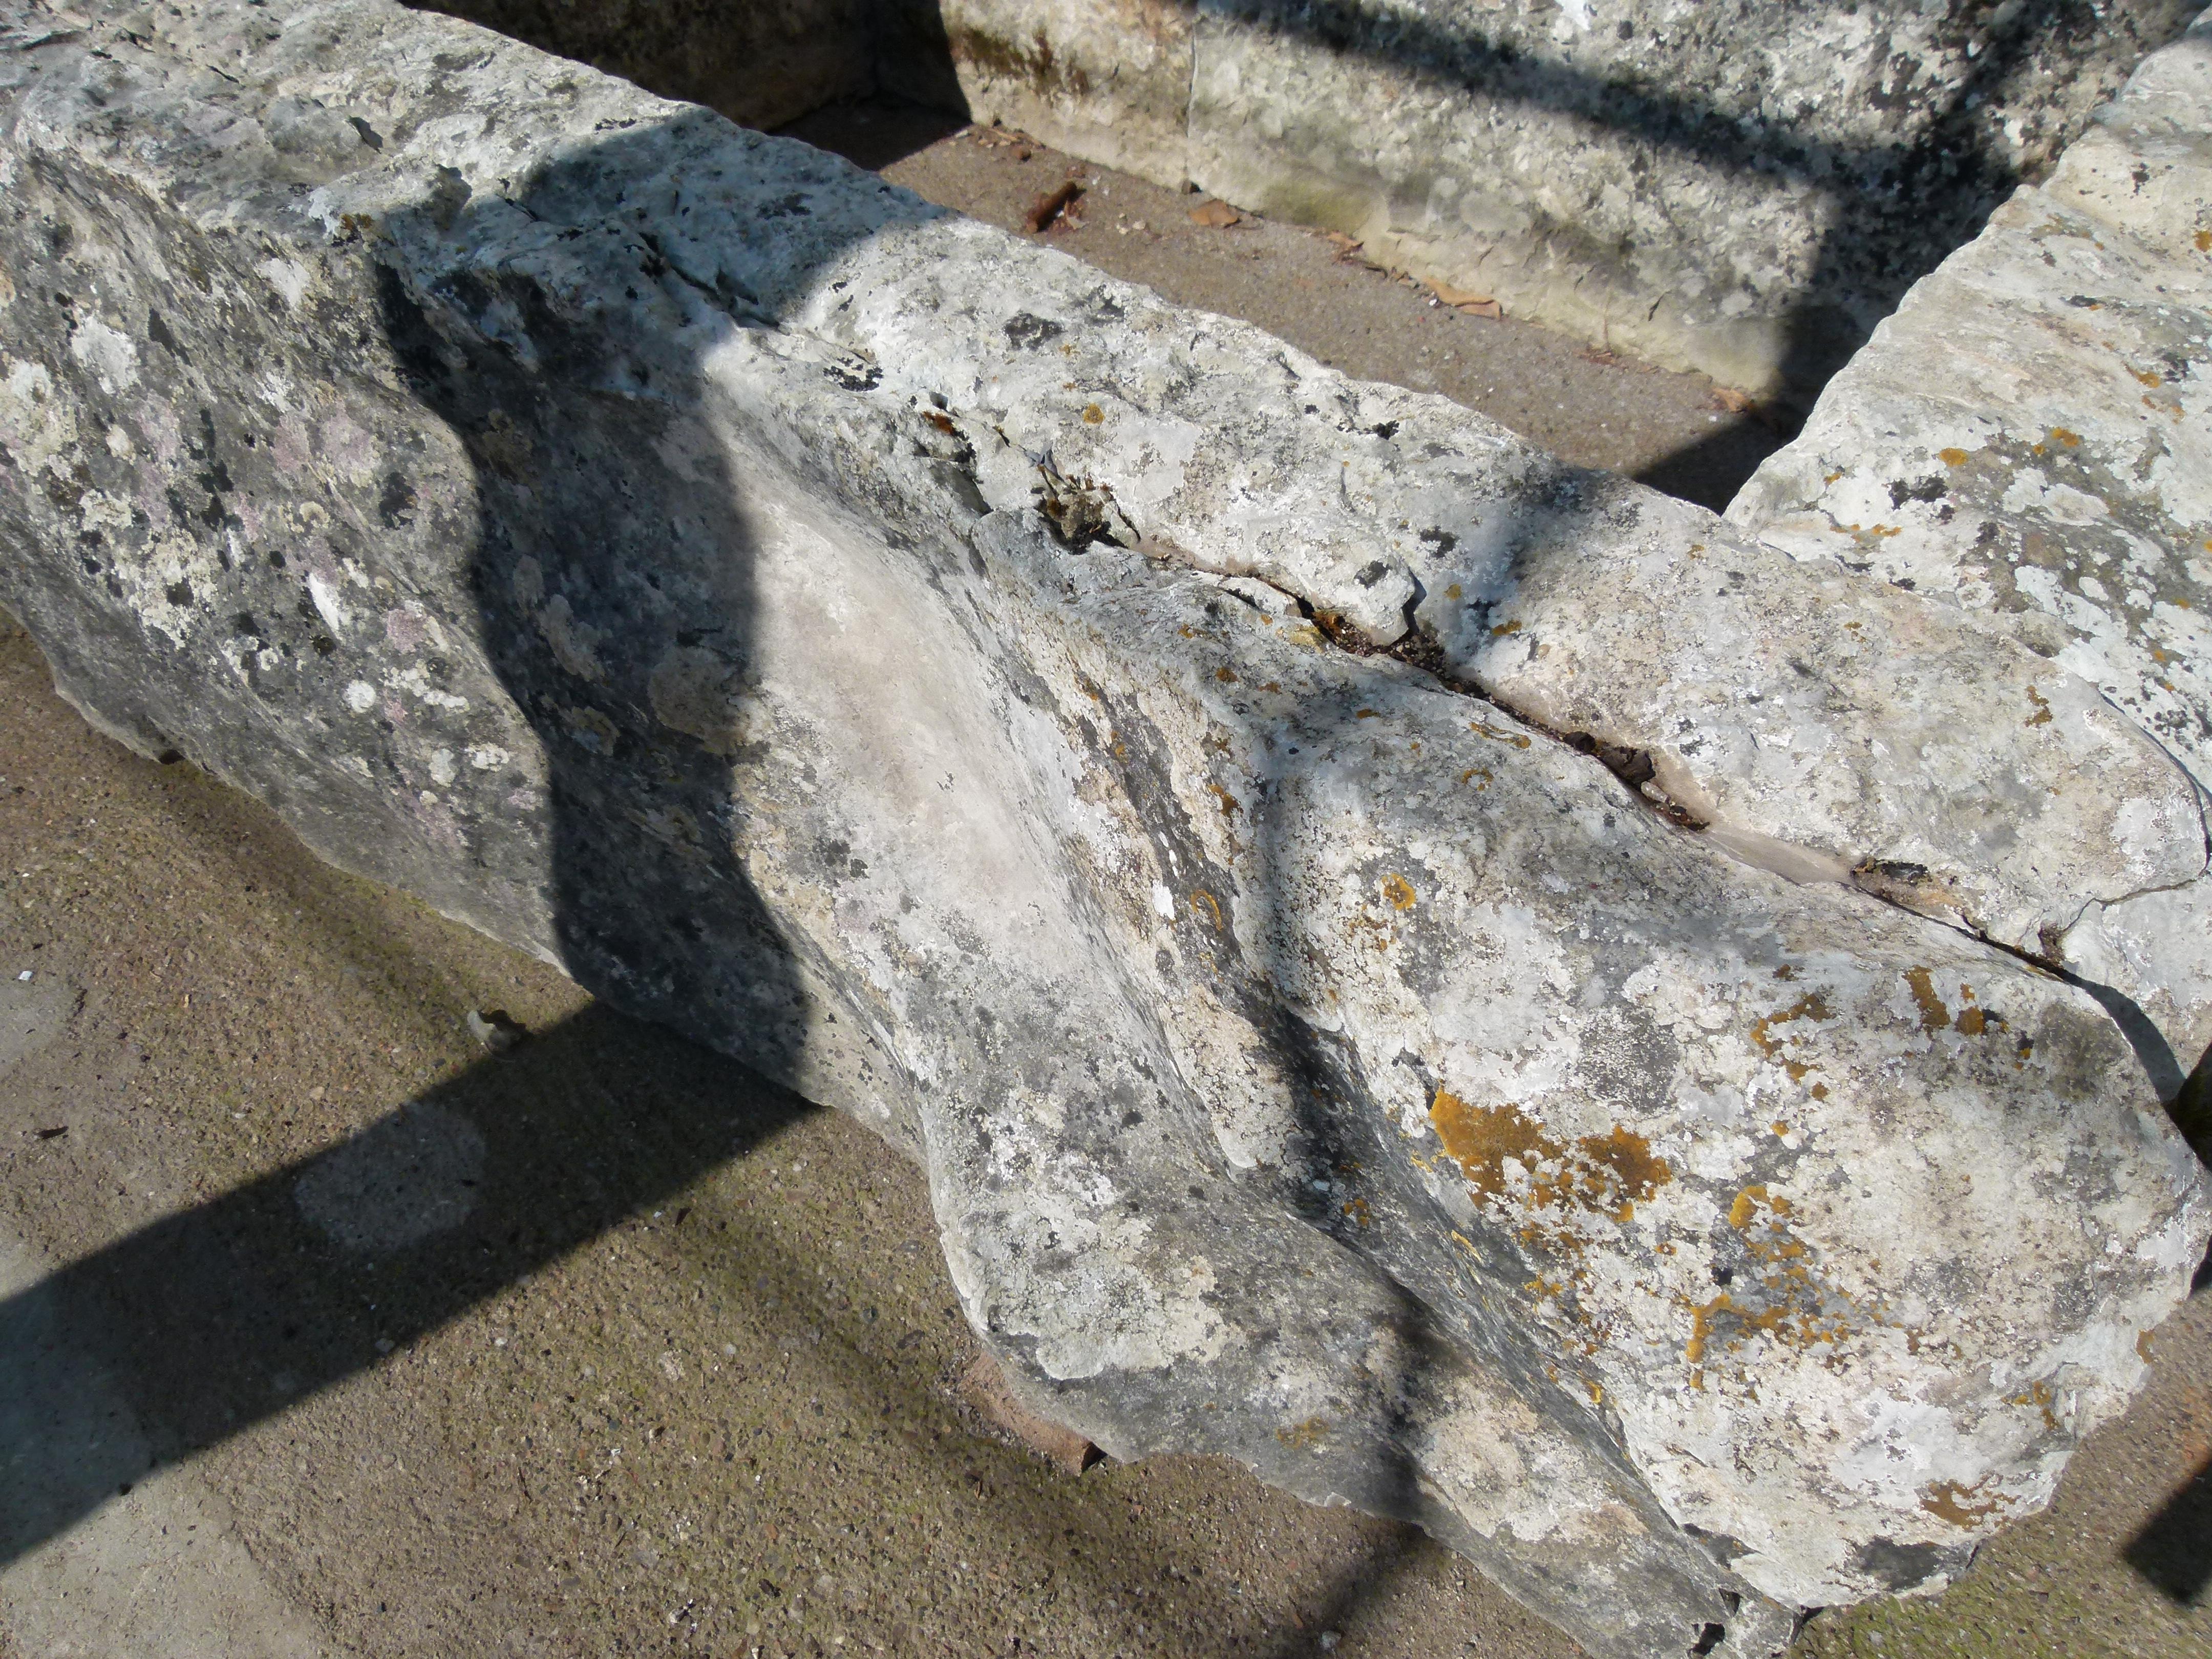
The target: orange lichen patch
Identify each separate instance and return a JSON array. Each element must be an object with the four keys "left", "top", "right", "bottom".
[
  {"left": 1188, "top": 889, "right": 1225, "bottom": 932},
  {"left": 2025, "top": 684, "right": 2053, "bottom": 727},
  {"left": 1729, "top": 1184, "right": 1791, "bottom": 1229},
  {"left": 1685, "top": 1186, "right": 1874, "bottom": 1379},
  {"left": 1432, "top": 1091, "right": 1550, "bottom": 1199},
  {"left": 1275, "top": 1417, "right": 1330, "bottom": 1451},
  {"left": 1355, "top": 707, "right": 1380, "bottom": 719},
  {"left": 1809, "top": 1082, "right": 1829, "bottom": 1099},
  {"left": 2008, "top": 1379, "right": 2059, "bottom": 1431},
  {"left": 1903, "top": 970, "right": 2001, "bottom": 1037},
  {"left": 1905, "top": 967, "right": 1951, "bottom": 1031},
  {"left": 1081, "top": 402, "right": 1104, "bottom": 424},
  {"left": 2134, "top": 367, "right": 2165, "bottom": 388},
  {"left": 1922, "top": 1479, "right": 2008, "bottom": 1528},
  {"left": 1206, "top": 782, "right": 1241, "bottom": 818},
  {"left": 1751, "top": 991, "right": 1833, "bottom": 1057},
  {"left": 1214, "top": 665, "right": 1238, "bottom": 683},
  {"left": 2050, "top": 427, "right": 2081, "bottom": 447},
  {"left": 1429, "top": 1092, "right": 1669, "bottom": 1227},
  {"left": 2139, "top": 1328, "right": 2158, "bottom": 1361},
  {"left": 1459, "top": 766, "right": 1493, "bottom": 788},
  {"left": 1585, "top": 1379, "right": 1605, "bottom": 1405},
  {"left": 1772, "top": 1121, "right": 1791, "bottom": 1136},
  {"left": 1341, "top": 1197, "right": 1372, "bottom": 1228},
  {"left": 1580, "top": 1125, "right": 1671, "bottom": 1207},
  {"left": 1445, "top": 583, "right": 1464, "bottom": 600},
  {"left": 1381, "top": 873, "right": 1418, "bottom": 910},
  {"left": 1938, "top": 446, "right": 1970, "bottom": 466},
  {"left": 1686, "top": 1292, "right": 1735, "bottom": 1365},
  {"left": 2197, "top": 230, "right": 2212, "bottom": 252},
  {"left": 1491, "top": 618, "right": 1523, "bottom": 637},
  {"left": 1469, "top": 719, "right": 1532, "bottom": 749}
]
